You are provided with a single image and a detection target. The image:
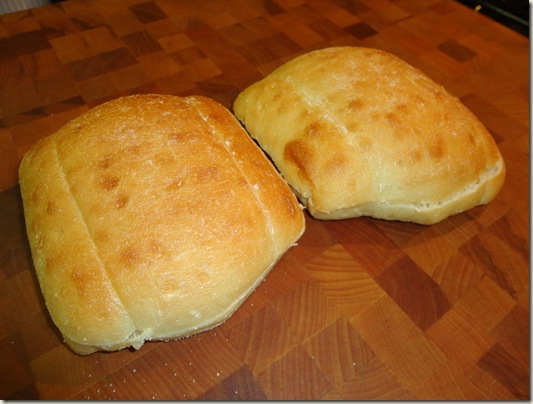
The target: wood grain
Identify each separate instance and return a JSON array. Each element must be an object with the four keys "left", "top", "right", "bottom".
[{"left": 0, "top": 0, "right": 529, "bottom": 400}]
